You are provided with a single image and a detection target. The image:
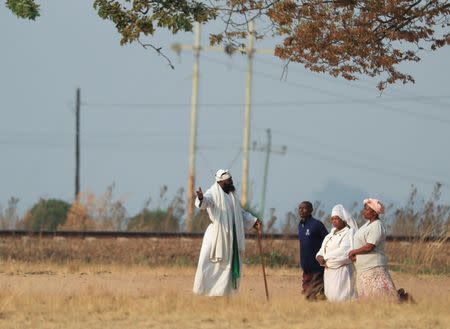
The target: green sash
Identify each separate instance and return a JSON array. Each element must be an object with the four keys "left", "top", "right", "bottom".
[{"left": 231, "top": 223, "right": 240, "bottom": 289}]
